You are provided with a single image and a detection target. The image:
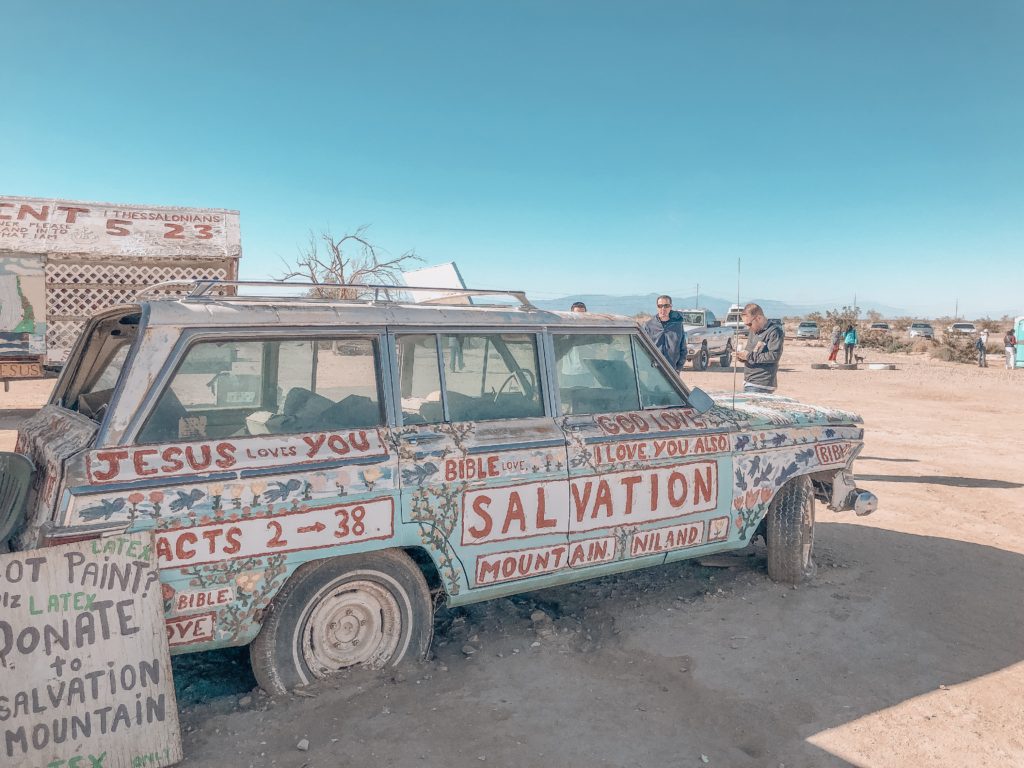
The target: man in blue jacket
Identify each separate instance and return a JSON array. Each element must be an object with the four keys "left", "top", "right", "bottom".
[{"left": 642, "top": 295, "right": 687, "bottom": 372}]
